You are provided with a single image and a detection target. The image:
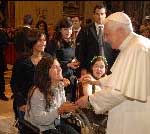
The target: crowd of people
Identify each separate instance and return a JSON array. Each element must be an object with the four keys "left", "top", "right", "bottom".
[{"left": 0, "top": 4, "right": 150, "bottom": 134}]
